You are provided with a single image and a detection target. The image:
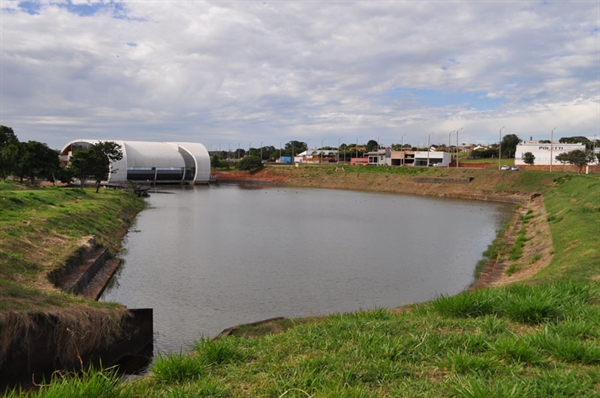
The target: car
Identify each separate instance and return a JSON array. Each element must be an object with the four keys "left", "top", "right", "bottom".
[
  {"left": 511, "top": 165, "right": 519, "bottom": 171},
  {"left": 501, "top": 165, "right": 510, "bottom": 171}
]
